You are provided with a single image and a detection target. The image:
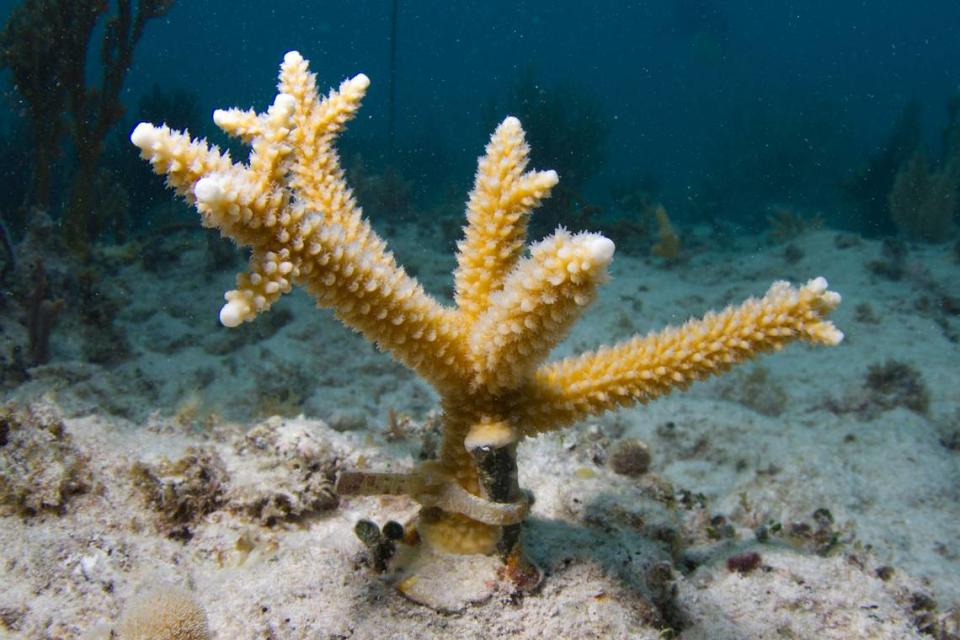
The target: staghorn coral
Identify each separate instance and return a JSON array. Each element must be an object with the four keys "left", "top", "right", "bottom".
[{"left": 131, "top": 51, "right": 843, "bottom": 603}]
